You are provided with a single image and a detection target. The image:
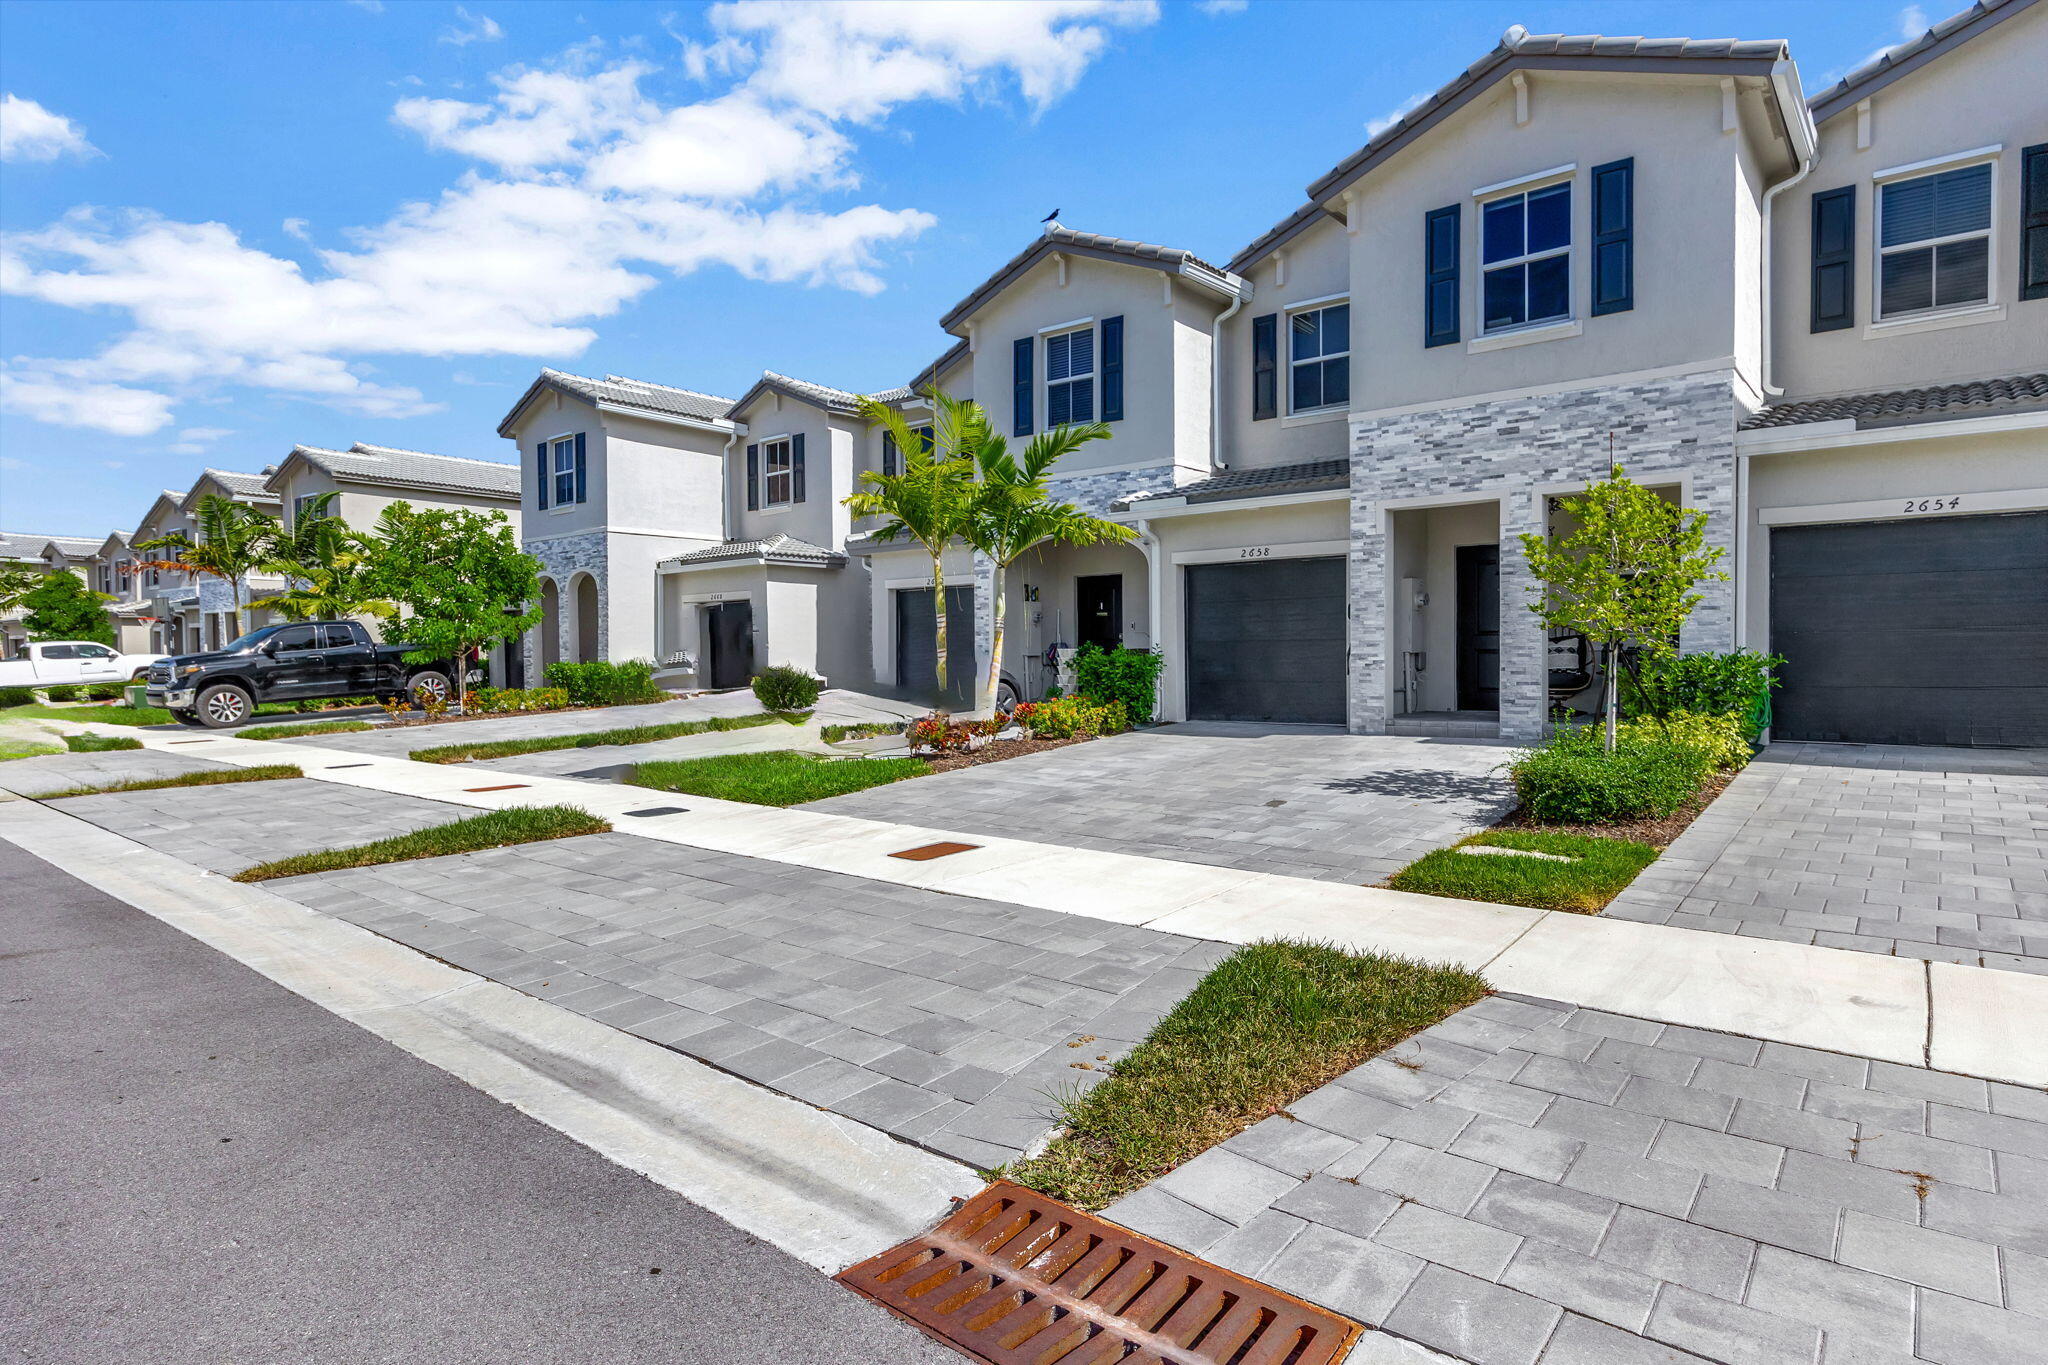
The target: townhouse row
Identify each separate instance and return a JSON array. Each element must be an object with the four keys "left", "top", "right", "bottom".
[{"left": 504, "top": 2, "right": 2048, "bottom": 749}]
